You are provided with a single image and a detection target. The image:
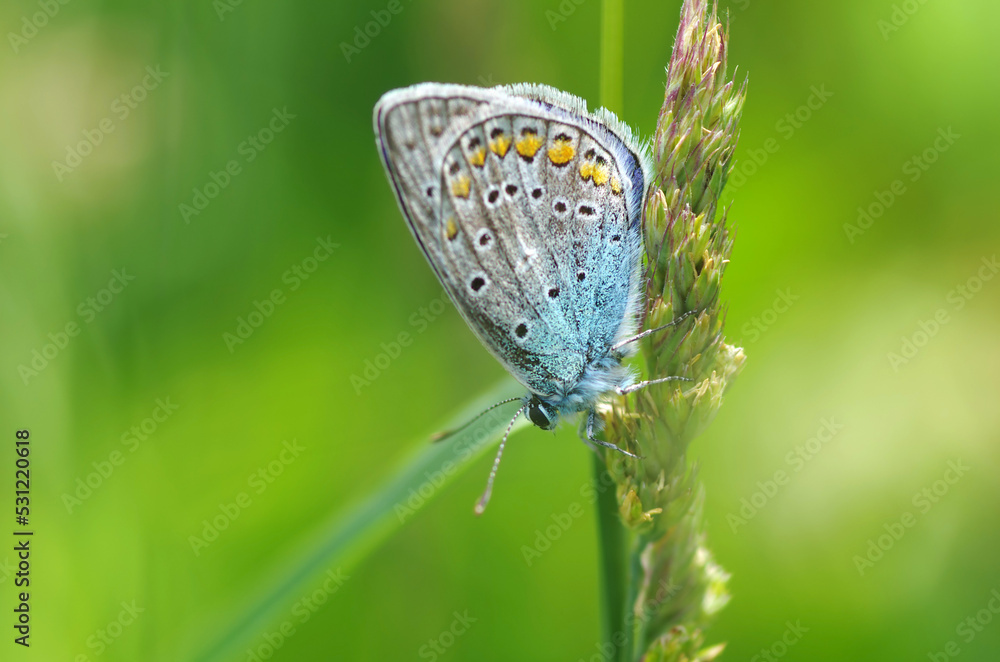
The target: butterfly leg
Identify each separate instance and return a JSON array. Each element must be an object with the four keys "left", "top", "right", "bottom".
[
  {"left": 584, "top": 409, "right": 642, "bottom": 459},
  {"left": 616, "top": 375, "right": 693, "bottom": 396},
  {"left": 610, "top": 309, "right": 700, "bottom": 354}
]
